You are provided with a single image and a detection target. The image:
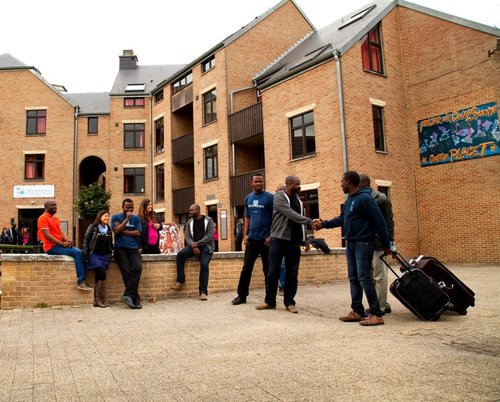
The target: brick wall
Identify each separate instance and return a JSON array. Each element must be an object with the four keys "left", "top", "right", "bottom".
[{"left": 0, "top": 251, "right": 347, "bottom": 309}]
